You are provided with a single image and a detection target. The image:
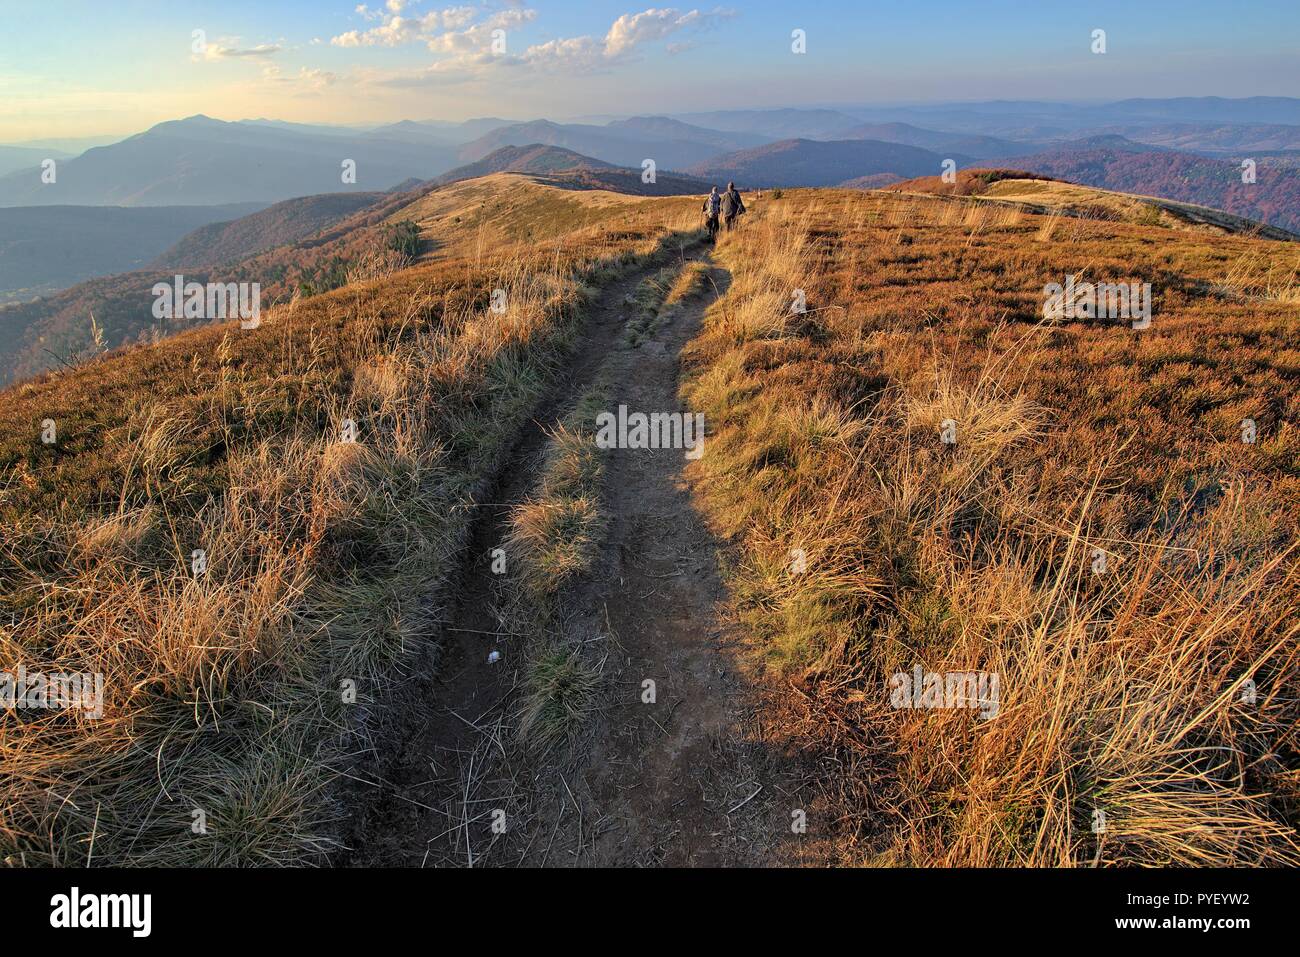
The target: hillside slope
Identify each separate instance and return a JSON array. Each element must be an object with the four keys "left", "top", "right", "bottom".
[
  {"left": 0, "top": 174, "right": 697, "bottom": 386},
  {"left": 683, "top": 187, "right": 1300, "bottom": 866},
  {"left": 150, "top": 192, "right": 387, "bottom": 269},
  {"left": 1004, "top": 142, "right": 1300, "bottom": 233},
  {"left": 5, "top": 167, "right": 1299, "bottom": 870},
  {"left": 432, "top": 144, "right": 617, "bottom": 185},
  {"left": 382, "top": 172, "right": 672, "bottom": 256},
  {"left": 885, "top": 168, "right": 1299, "bottom": 240},
  {"left": 0, "top": 178, "right": 703, "bottom": 866}
]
